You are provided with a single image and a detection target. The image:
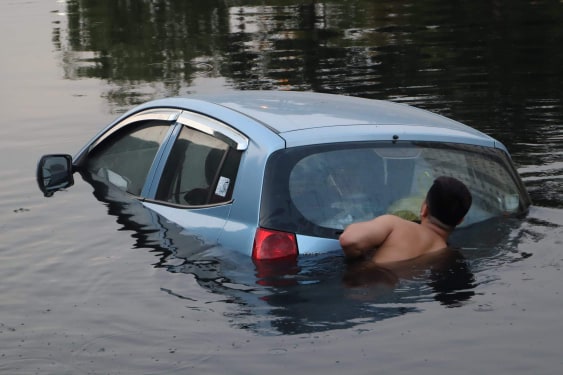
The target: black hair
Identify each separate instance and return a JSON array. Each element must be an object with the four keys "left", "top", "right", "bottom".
[{"left": 426, "top": 176, "right": 472, "bottom": 228}]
